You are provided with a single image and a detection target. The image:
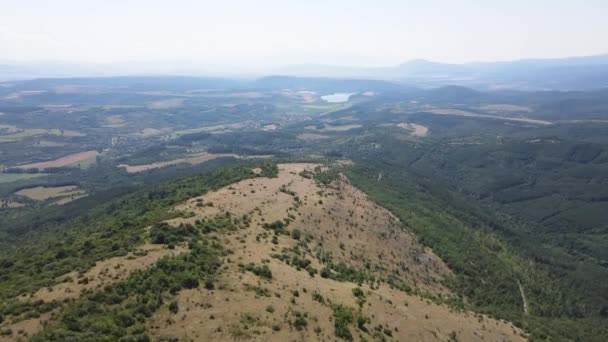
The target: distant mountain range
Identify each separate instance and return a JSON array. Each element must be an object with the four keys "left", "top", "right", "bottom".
[
  {"left": 1, "top": 54, "right": 608, "bottom": 91},
  {"left": 277, "top": 55, "right": 608, "bottom": 90}
]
